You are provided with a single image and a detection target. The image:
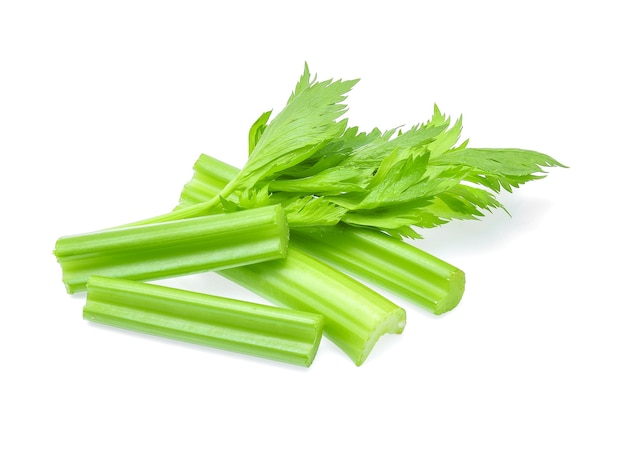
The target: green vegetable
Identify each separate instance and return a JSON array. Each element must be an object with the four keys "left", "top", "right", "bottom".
[
  {"left": 179, "top": 158, "right": 409, "bottom": 364},
  {"left": 125, "top": 63, "right": 356, "bottom": 227},
  {"left": 178, "top": 153, "right": 465, "bottom": 314},
  {"left": 149, "top": 65, "right": 562, "bottom": 241},
  {"left": 263, "top": 108, "right": 564, "bottom": 238},
  {"left": 84, "top": 276, "right": 324, "bottom": 367},
  {"left": 218, "top": 247, "right": 405, "bottom": 366},
  {"left": 55, "top": 63, "right": 564, "bottom": 367},
  {"left": 291, "top": 226, "right": 464, "bottom": 315},
  {"left": 54, "top": 205, "right": 289, "bottom": 293}
]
